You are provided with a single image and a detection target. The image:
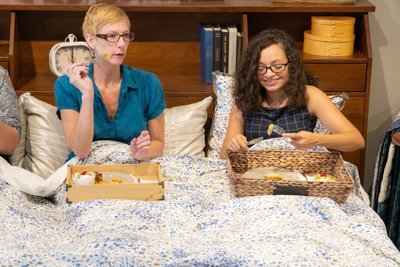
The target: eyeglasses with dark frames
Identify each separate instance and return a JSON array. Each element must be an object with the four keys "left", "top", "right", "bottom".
[
  {"left": 257, "top": 62, "right": 290, "bottom": 74},
  {"left": 95, "top": 32, "right": 135, "bottom": 43}
]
